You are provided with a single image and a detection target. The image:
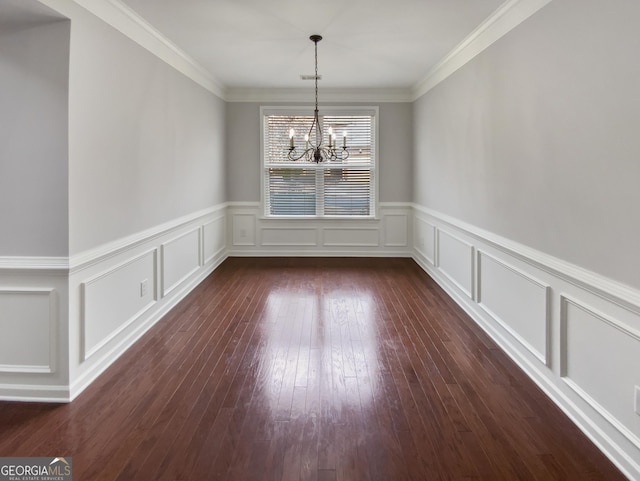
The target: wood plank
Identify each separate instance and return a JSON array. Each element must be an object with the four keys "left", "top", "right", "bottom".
[{"left": 0, "top": 257, "right": 627, "bottom": 481}]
